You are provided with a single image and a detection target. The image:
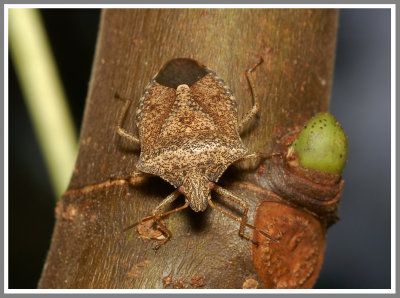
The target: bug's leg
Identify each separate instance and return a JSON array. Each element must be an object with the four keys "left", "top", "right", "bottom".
[
  {"left": 150, "top": 189, "right": 182, "bottom": 241},
  {"left": 209, "top": 188, "right": 278, "bottom": 243},
  {"left": 115, "top": 94, "right": 140, "bottom": 144},
  {"left": 238, "top": 58, "right": 264, "bottom": 133},
  {"left": 152, "top": 200, "right": 190, "bottom": 249},
  {"left": 65, "top": 171, "right": 151, "bottom": 196},
  {"left": 107, "top": 171, "right": 152, "bottom": 189},
  {"left": 212, "top": 185, "right": 249, "bottom": 238},
  {"left": 232, "top": 152, "right": 282, "bottom": 171},
  {"left": 125, "top": 170, "right": 153, "bottom": 184},
  {"left": 236, "top": 152, "right": 281, "bottom": 163},
  {"left": 127, "top": 189, "right": 189, "bottom": 248}
]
